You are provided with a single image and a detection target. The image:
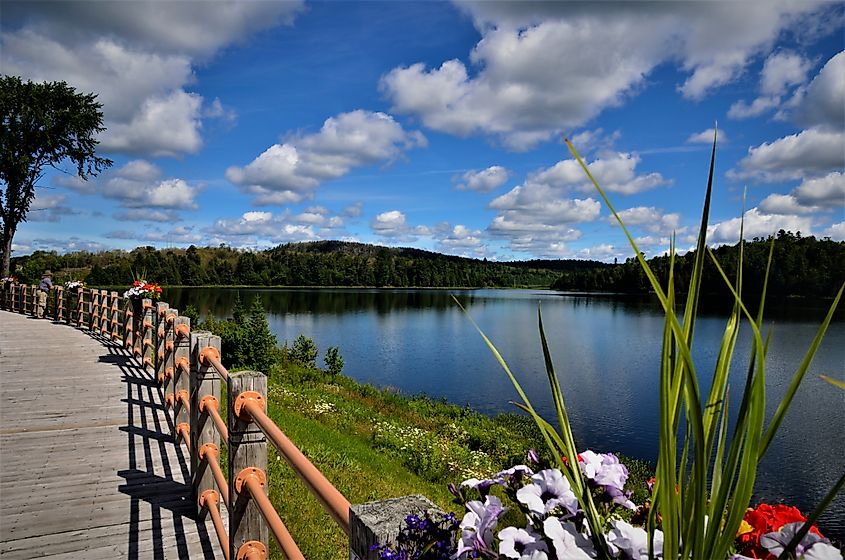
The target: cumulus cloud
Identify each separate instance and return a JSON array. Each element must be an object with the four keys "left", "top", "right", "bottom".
[
  {"left": 728, "top": 51, "right": 813, "bottom": 120},
  {"left": 614, "top": 207, "right": 683, "bottom": 235},
  {"left": 59, "top": 160, "right": 202, "bottom": 214},
  {"left": 226, "top": 110, "right": 426, "bottom": 205},
  {"left": 530, "top": 152, "right": 670, "bottom": 195},
  {"left": 26, "top": 194, "right": 80, "bottom": 223},
  {"left": 686, "top": 128, "right": 728, "bottom": 144},
  {"left": 454, "top": 166, "right": 509, "bottom": 192},
  {"left": 25, "top": 236, "right": 111, "bottom": 254},
  {"left": 381, "top": 1, "right": 832, "bottom": 148},
  {"left": 209, "top": 207, "right": 348, "bottom": 245},
  {"left": 433, "top": 224, "right": 488, "bottom": 258},
  {"left": 707, "top": 208, "right": 814, "bottom": 244},
  {"left": 758, "top": 171, "right": 845, "bottom": 215},
  {"left": 1, "top": 1, "right": 302, "bottom": 156},
  {"left": 822, "top": 221, "right": 845, "bottom": 240},
  {"left": 370, "top": 210, "right": 431, "bottom": 242},
  {"left": 782, "top": 50, "right": 845, "bottom": 129},
  {"left": 731, "top": 127, "right": 845, "bottom": 182},
  {"left": 106, "top": 225, "right": 202, "bottom": 244}
]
